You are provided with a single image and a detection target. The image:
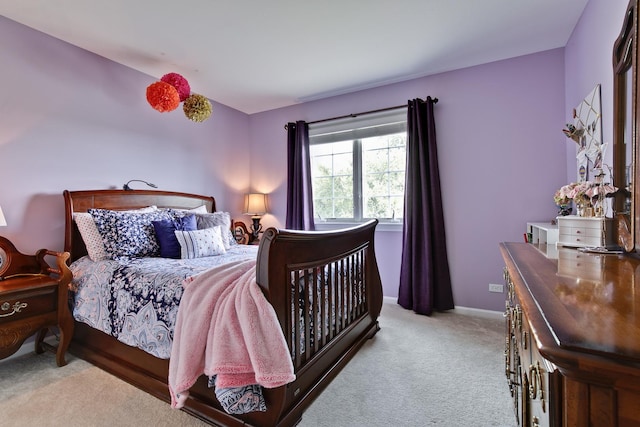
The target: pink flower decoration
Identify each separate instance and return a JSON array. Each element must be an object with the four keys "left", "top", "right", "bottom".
[
  {"left": 146, "top": 81, "right": 180, "bottom": 112},
  {"left": 161, "top": 73, "right": 191, "bottom": 102}
]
